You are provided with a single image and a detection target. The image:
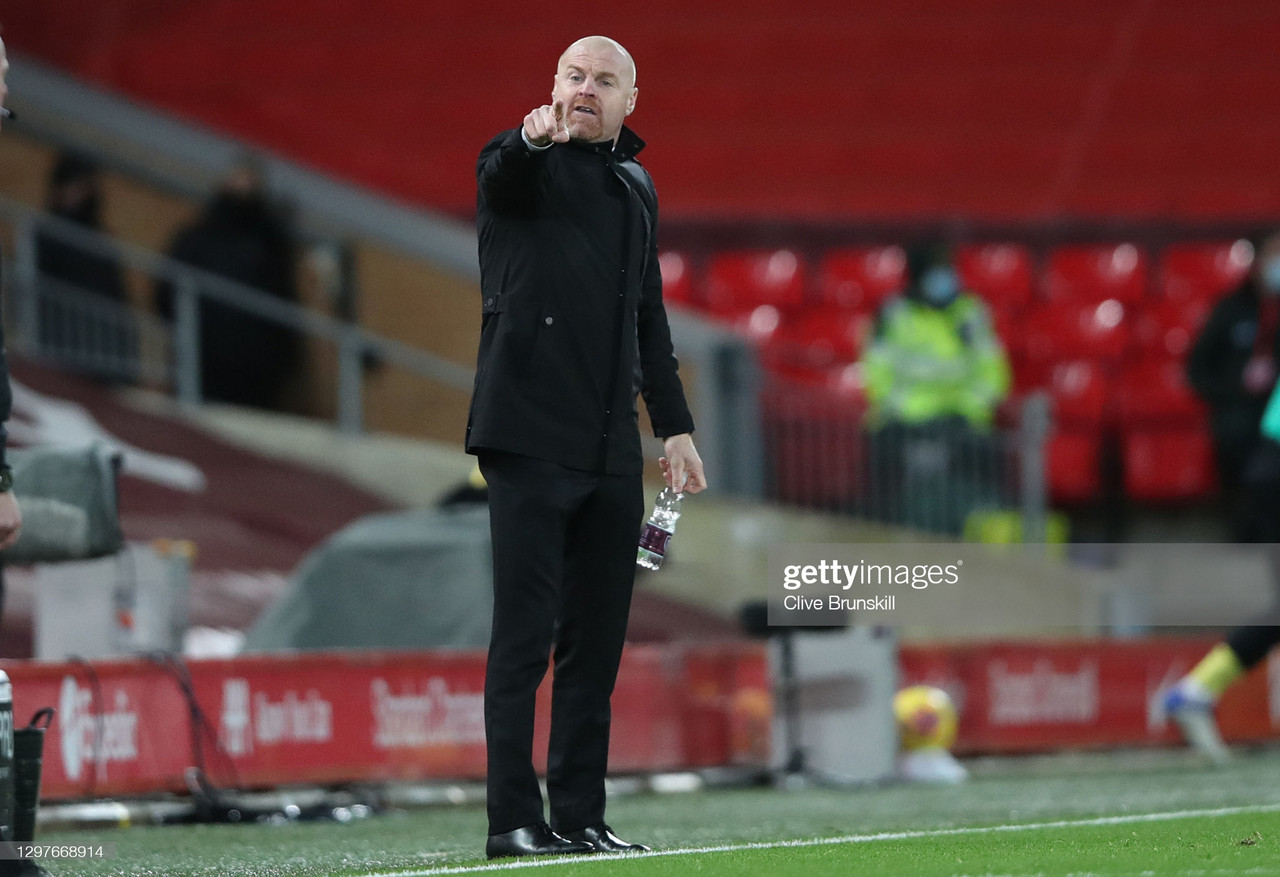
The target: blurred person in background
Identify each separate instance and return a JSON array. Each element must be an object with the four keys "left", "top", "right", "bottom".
[
  {"left": 1186, "top": 231, "right": 1280, "bottom": 542},
  {"left": 859, "top": 244, "right": 1011, "bottom": 533},
  {"left": 155, "top": 158, "right": 301, "bottom": 410},
  {"left": 1163, "top": 373, "right": 1280, "bottom": 764},
  {"left": 36, "top": 150, "right": 133, "bottom": 379},
  {"left": 38, "top": 151, "right": 127, "bottom": 305},
  {"left": 0, "top": 33, "right": 54, "bottom": 877},
  {"left": 0, "top": 38, "right": 24, "bottom": 573}
]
